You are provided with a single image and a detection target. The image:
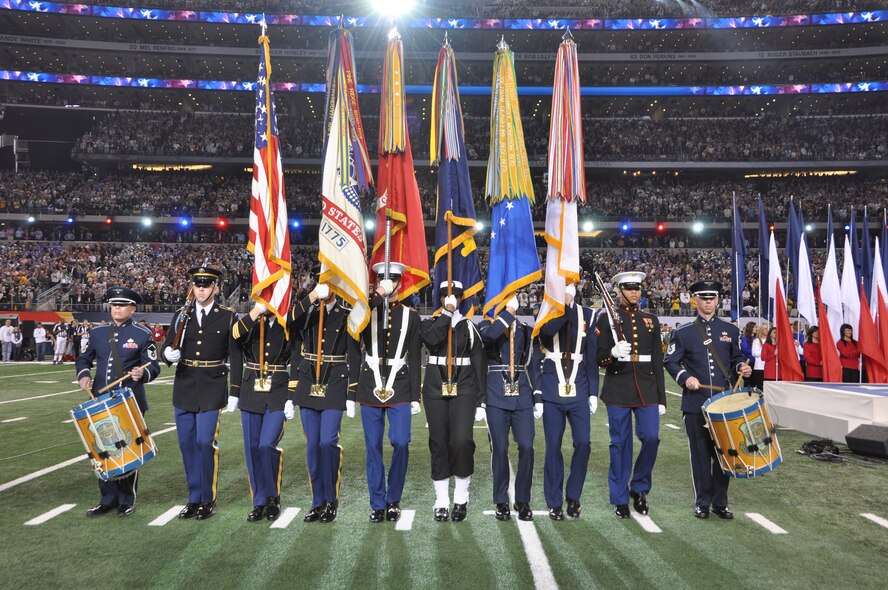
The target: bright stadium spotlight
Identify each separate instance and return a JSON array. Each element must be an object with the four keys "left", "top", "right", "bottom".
[
  {"left": 844, "top": 224, "right": 851, "bottom": 231},
  {"left": 26, "top": 216, "right": 35, "bottom": 223},
  {"left": 374, "top": 0, "right": 416, "bottom": 17},
  {"left": 475, "top": 221, "right": 485, "bottom": 232},
  {"left": 291, "top": 219, "right": 301, "bottom": 229},
  {"left": 621, "top": 222, "right": 630, "bottom": 233},
  {"left": 105, "top": 216, "right": 113, "bottom": 225},
  {"left": 180, "top": 218, "right": 190, "bottom": 227},
  {"left": 365, "top": 219, "right": 375, "bottom": 231},
  {"left": 66, "top": 216, "right": 74, "bottom": 224},
  {"left": 141, "top": 217, "right": 152, "bottom": 227},
  {"left": 217, "top": 218, "right": 227, "bottom": 228},
  {"left": 805, "top": 224, "right": 813, "bottom": 232},
  {"left": 692, "top": 221, "right": 704, "bottom": 234},
  {"left": 582, "top": 221, "right": 593, "bottom": 232},
  {"left": 656, "top": 222, "right": 666, "bottom": 232}
]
